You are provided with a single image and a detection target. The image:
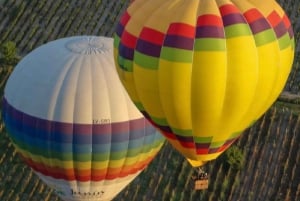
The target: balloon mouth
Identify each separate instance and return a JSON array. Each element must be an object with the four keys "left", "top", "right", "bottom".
[
  {"left": 187, "top": 158, "right": 208, "bottom": 167},
  {"left": 66, "top": 36, "right": 110, "bottom": 55}
]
